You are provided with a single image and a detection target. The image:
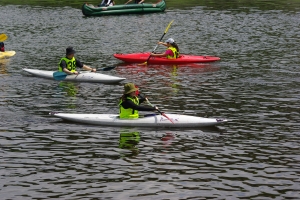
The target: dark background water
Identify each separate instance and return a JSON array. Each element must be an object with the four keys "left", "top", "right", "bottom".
[{"left": 1, "top": 0, "right": 300, "bottom": 199}]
